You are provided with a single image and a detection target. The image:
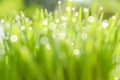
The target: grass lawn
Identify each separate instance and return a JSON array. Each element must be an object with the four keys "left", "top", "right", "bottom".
[{"left": 0, "top": 2, "right": 120, "bottom": 80}]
